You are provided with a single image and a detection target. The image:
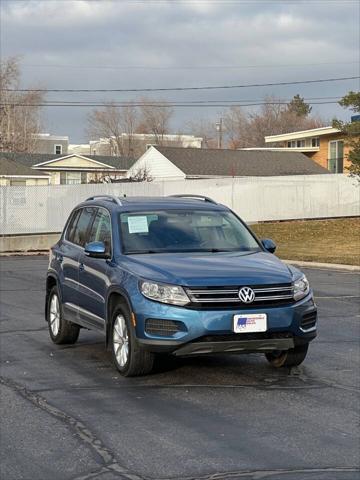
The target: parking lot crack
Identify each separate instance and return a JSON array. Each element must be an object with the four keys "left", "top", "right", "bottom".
[{"left": 0, "top": 376, "right": 144, "bottom": 480}]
